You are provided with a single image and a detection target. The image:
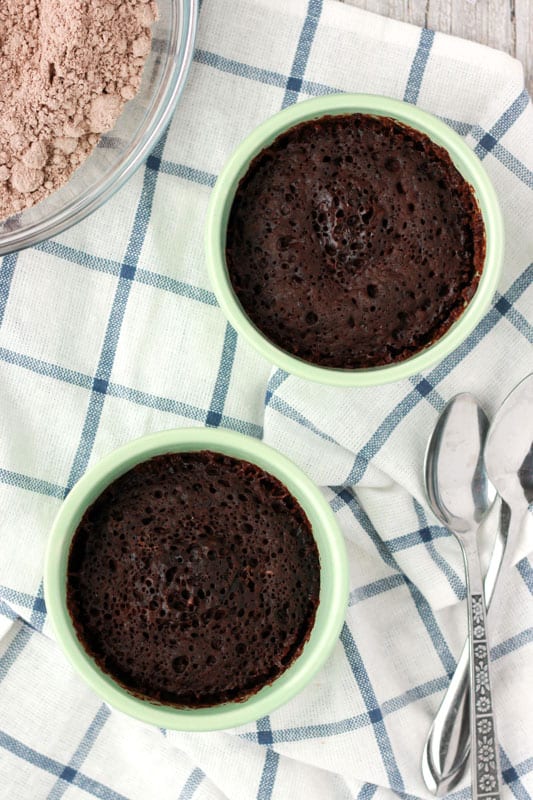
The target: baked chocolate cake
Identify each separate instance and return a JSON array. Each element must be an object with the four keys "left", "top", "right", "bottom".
[
  {"left": 66, "top": 451, "right": 320, "bottom": 707},
  {"left": 226, "top": 114, "right": 485, "bottom": 369}
]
